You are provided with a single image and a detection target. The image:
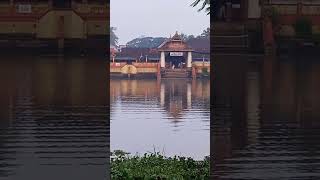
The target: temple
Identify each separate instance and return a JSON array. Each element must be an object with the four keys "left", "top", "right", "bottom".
[
  {"left": 0, "top": 0, "right": 108, "bottom": 52},
  {"left": 110, "top": 32, "right": 210, "bottom": 79},
  {"left": 158, "top": 32, "right": 194, "bottom": 69}
]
